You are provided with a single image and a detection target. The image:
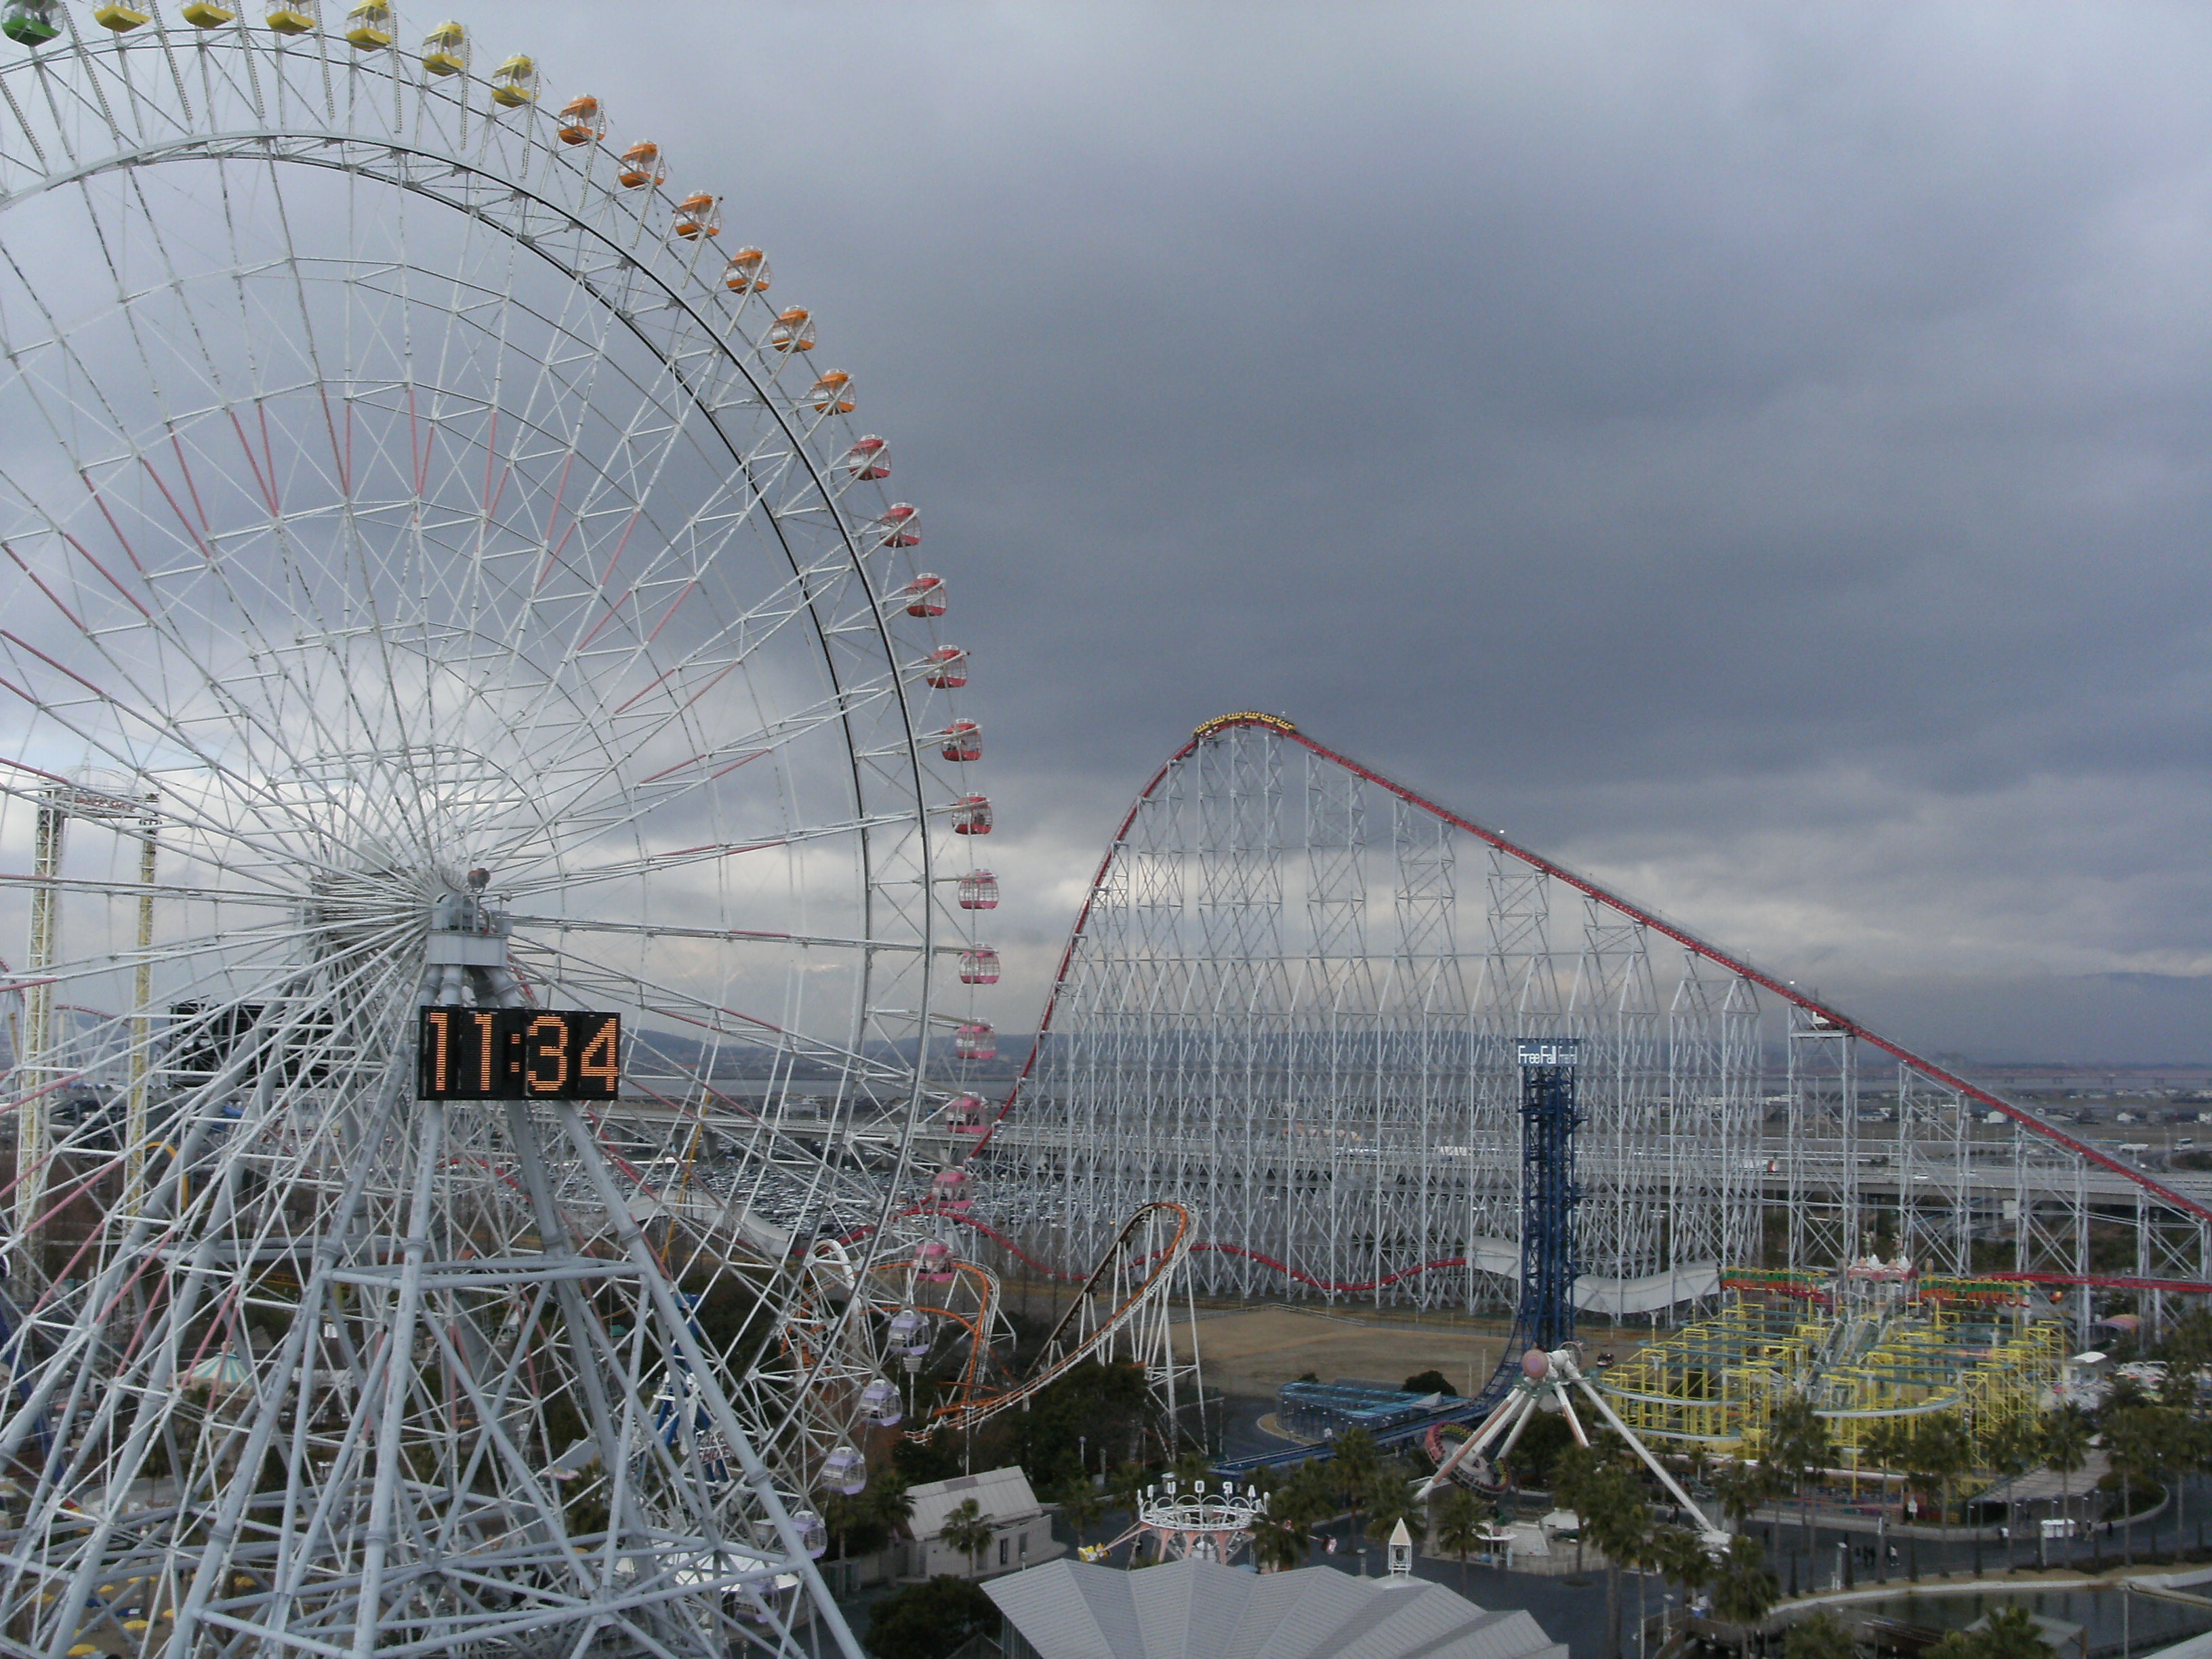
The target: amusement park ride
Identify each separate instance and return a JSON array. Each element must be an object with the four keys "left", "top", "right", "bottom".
[
  {"left": 983, "top": 712, "right": 2212, "bottom": 1343},
  {"left": 0, "top": 5, "right": 2185, "bottom": 1655},
  {"left": 0, "top": 5, "right": 1183, "bottom": 1657}
]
